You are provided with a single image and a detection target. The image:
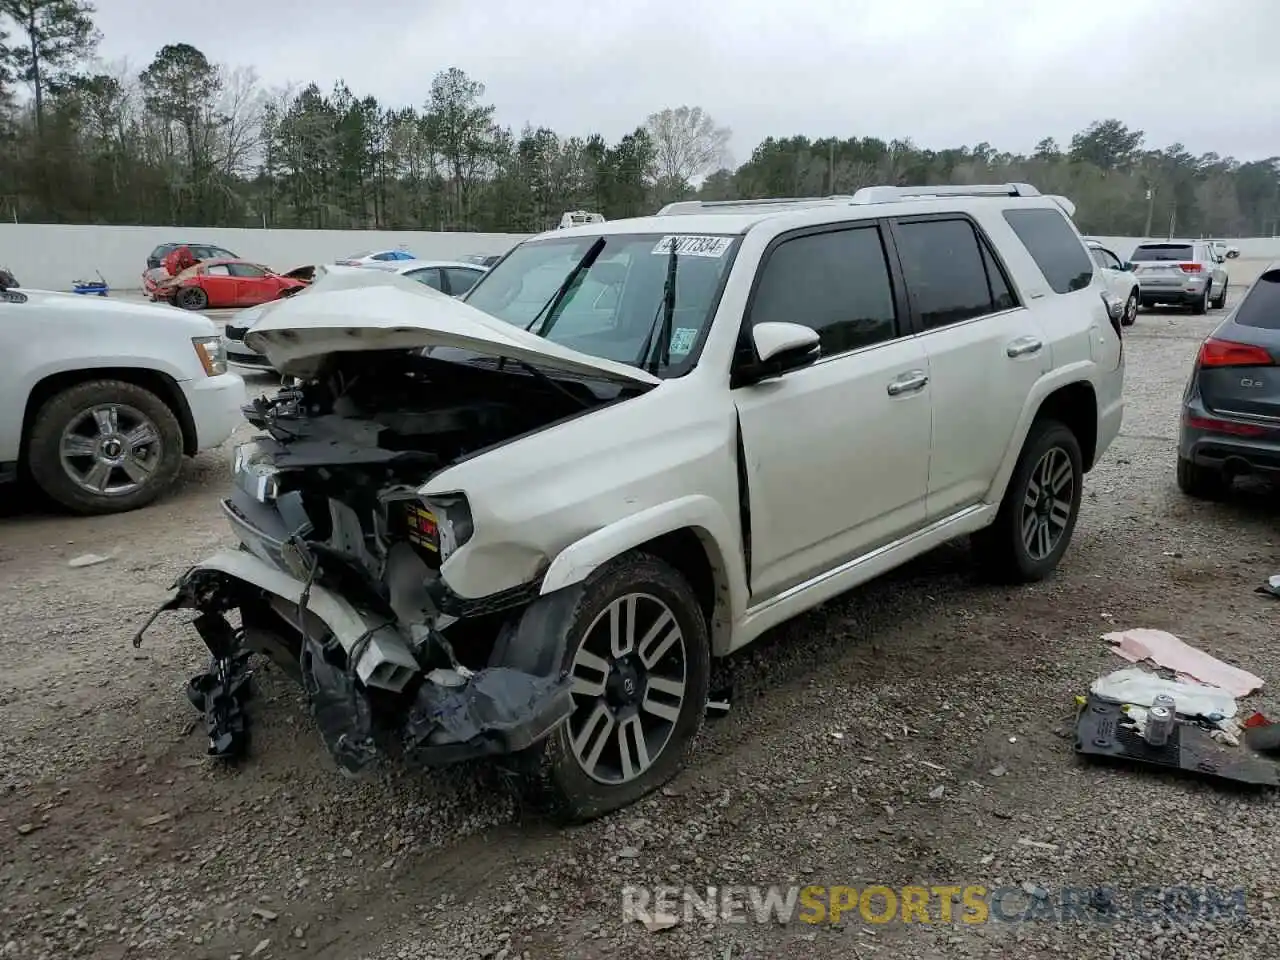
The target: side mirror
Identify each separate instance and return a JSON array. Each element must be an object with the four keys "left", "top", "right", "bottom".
[
  {"left": 738, "top": 322, "right": 821, "bottom": 385},
  {"left": 1122, "top": 262, "right": 1134, "bottom": 271}
]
